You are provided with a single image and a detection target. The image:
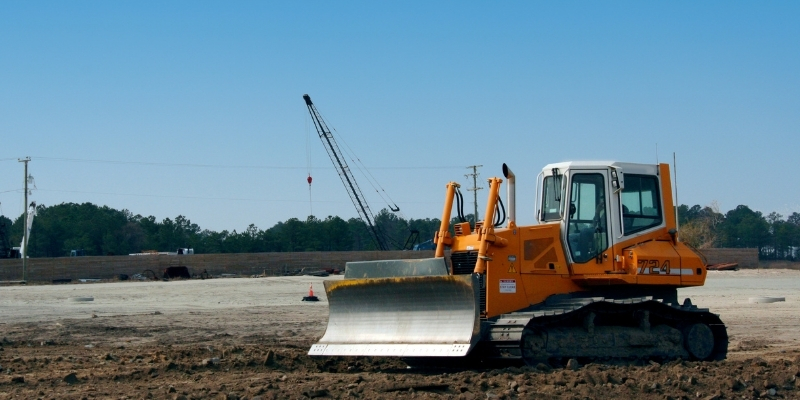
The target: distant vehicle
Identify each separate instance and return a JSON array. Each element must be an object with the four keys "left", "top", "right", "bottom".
[
  {"left": 8, "top": 247, "right": 21, "bottom": 258},
  {"left": 70, "top": 249, "right": 85, "bottom": 257},
  {"left": 129, "top": 248, "right": 194, "bottom": 256},
  {"left": 412, "top": 239, "right": 436, "bottom": 251}
]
